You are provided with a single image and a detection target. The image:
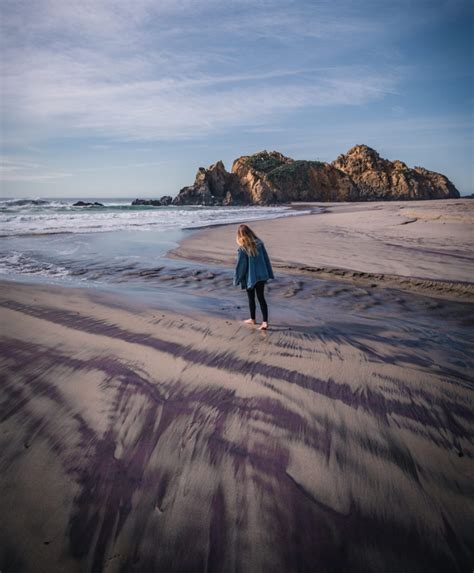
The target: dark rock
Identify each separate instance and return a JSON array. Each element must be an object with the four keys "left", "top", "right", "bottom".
[
  {"left": 72, "top": 201, "right": 104, "bottom": 207},
  {"left": 159, "top": 195, "right": 173, "bottom": 206},
  {"left": 8, "top": 199, "right": 50, "bottom": 206},
  {"left": 131, "top": 198, "right": 162, "bottom": 206}
]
